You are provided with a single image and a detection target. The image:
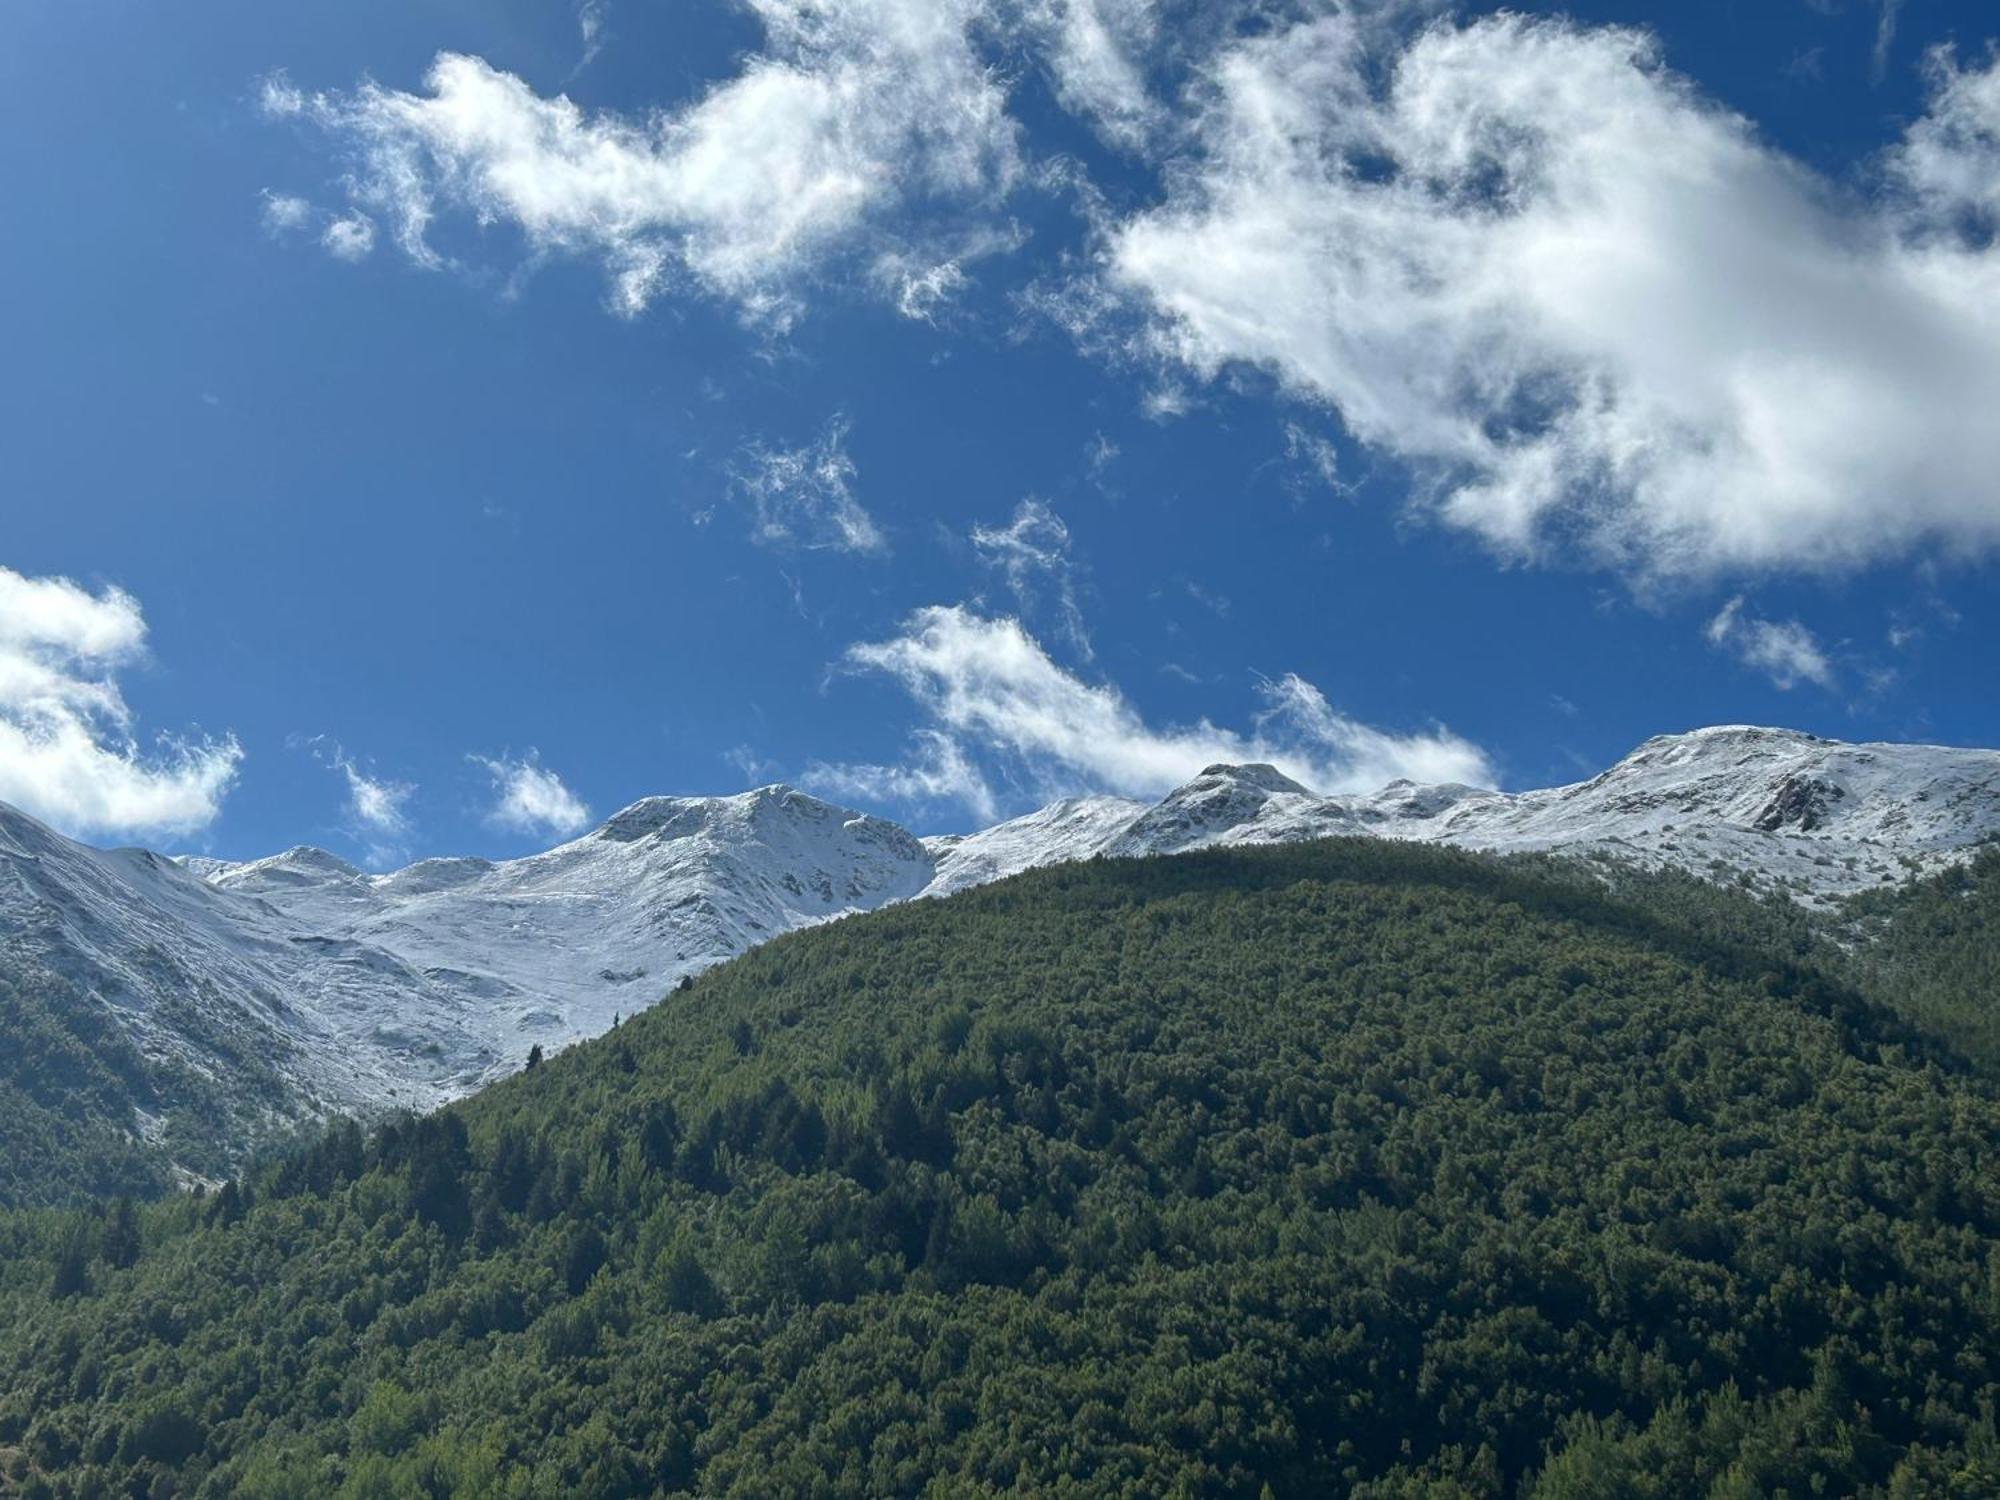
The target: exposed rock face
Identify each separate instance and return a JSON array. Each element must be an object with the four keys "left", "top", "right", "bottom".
[{"left": 1753, "top": 774, "right": 1848, "bottom": 833}]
